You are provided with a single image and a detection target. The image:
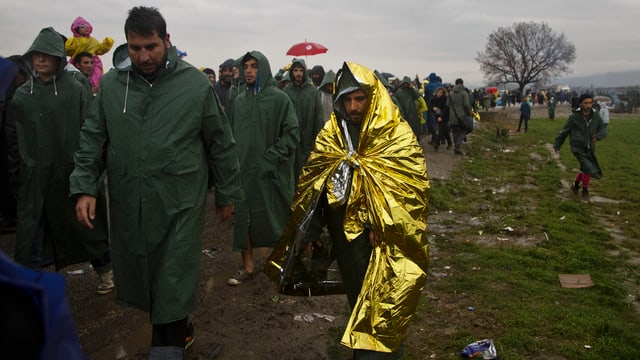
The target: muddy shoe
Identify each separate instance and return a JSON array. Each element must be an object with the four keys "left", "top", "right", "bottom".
[
  {"left": 582, "top": 188, "right": 589, "bottom": 201},
  {"left": 227, "top": 268, "right": 253, "bottom": 286},
  {"left": 96, "top": 269, "right": 115, "bottom": 295},
  {"left": 185, "top": 321, "right": 195, "bottom": 350},
  {"left": 202, "top": 343, "right": 222, "bottom": 359}
]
